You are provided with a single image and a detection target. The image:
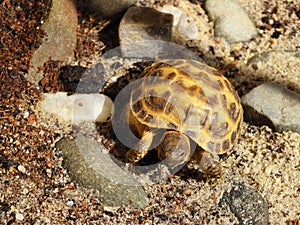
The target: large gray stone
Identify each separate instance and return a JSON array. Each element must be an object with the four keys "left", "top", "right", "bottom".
[
  {"left": 56, "top": 136, "right": 149, "bottom": 208},
  {"left": 205, "top": 0, "right": 257, "bottom": 43},
  {"left": 220, "top": 182, "right": 269, "bottom": 225},
  {"left": 26, "top": 0, "right": 77, "bottom": 83},
  {"left": 242, "top": 83, "right": 300, "bottom": 133}
]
